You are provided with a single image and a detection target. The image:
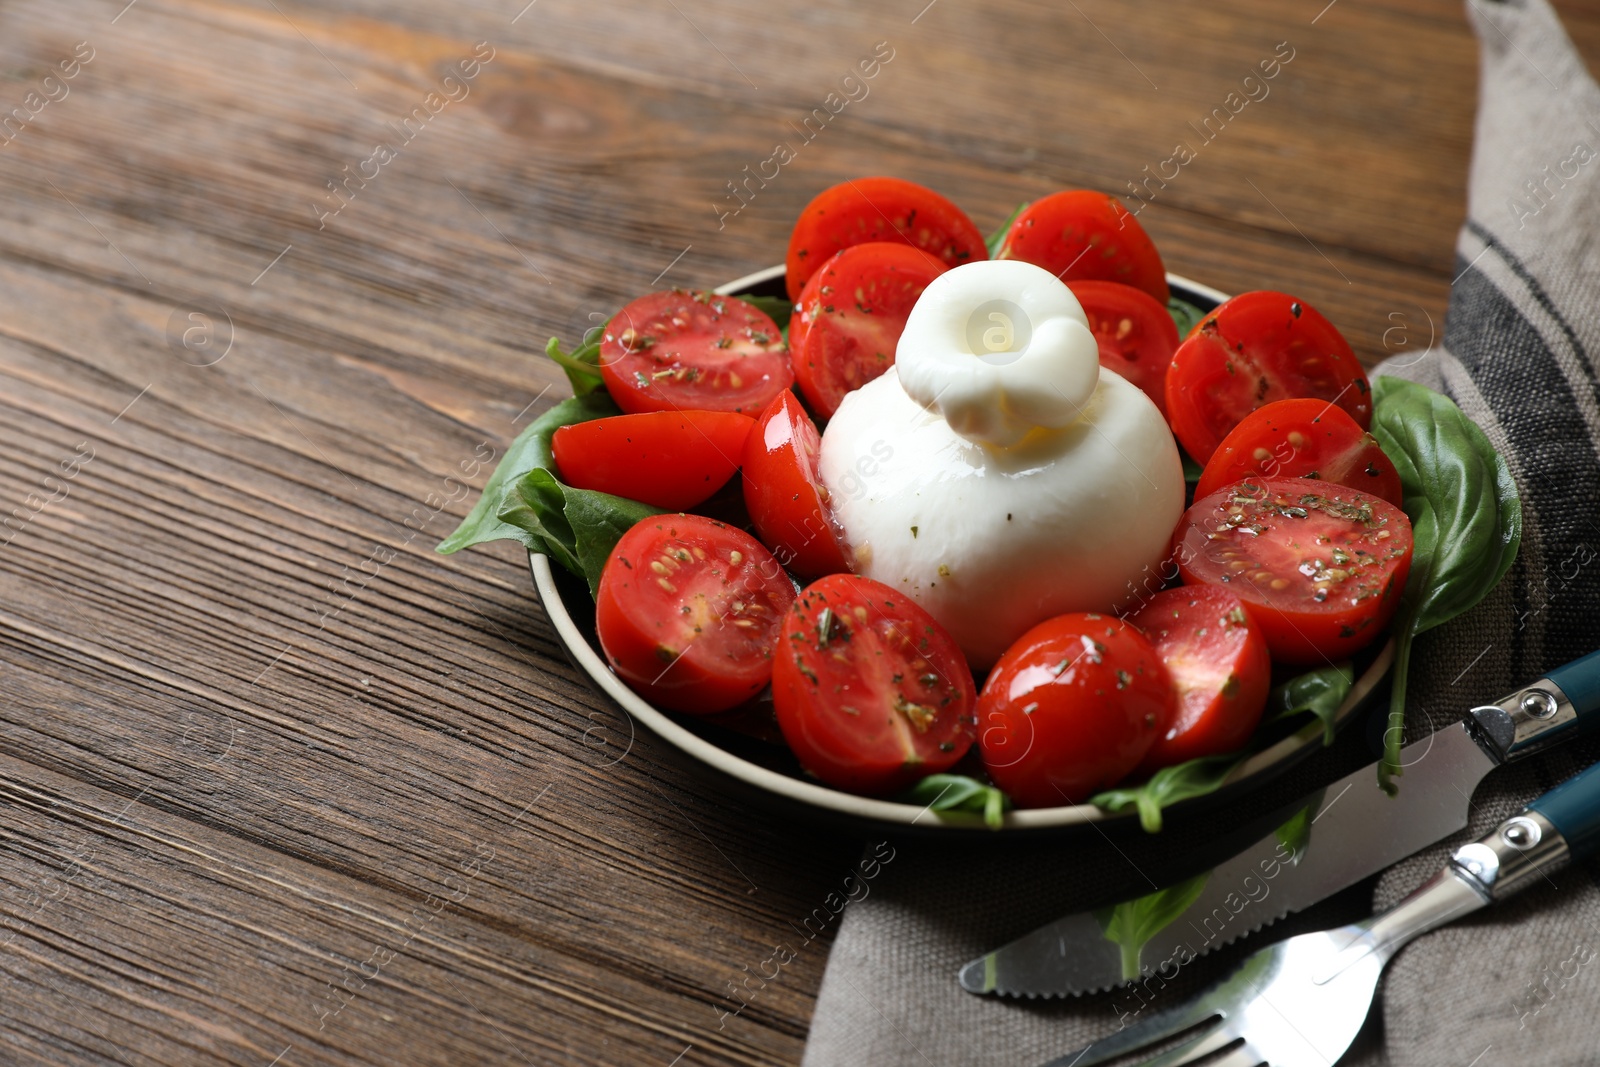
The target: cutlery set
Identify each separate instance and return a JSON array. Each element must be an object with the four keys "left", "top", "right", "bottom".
[{"left": 959, "top": 650, "right": 1600, "bottom": 1066}]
